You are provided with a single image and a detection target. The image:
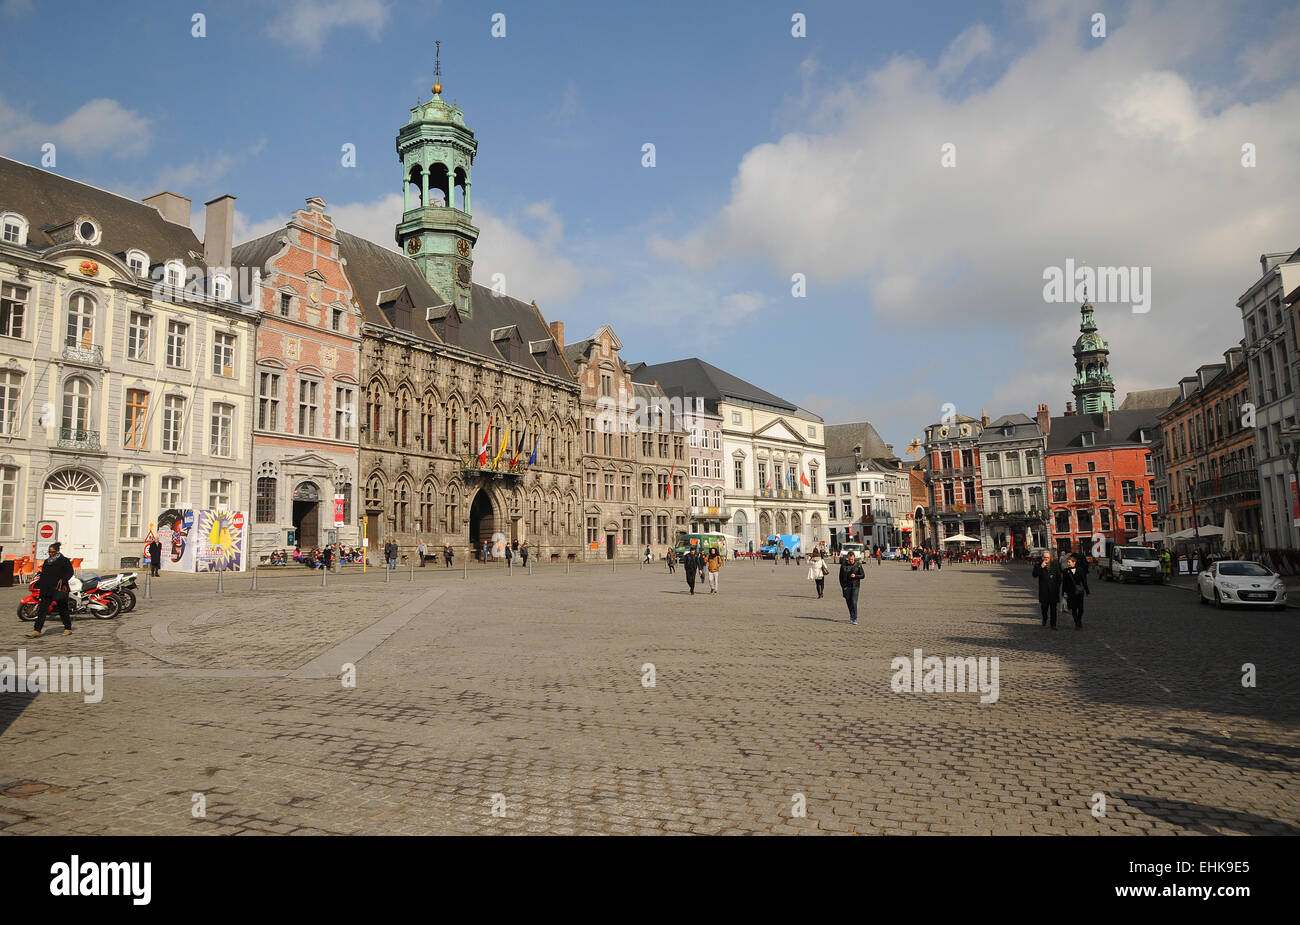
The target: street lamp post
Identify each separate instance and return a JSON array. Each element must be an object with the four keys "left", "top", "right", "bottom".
[
  {"left": 1137, "top": 488, "right": 1146, "bottom": 546},
  {"left": 1188, "top": 475, "right": 1200, "bottom": 572},
  {"left": 1281, "top": 428, "right": 1300, "bottom": 553}
]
